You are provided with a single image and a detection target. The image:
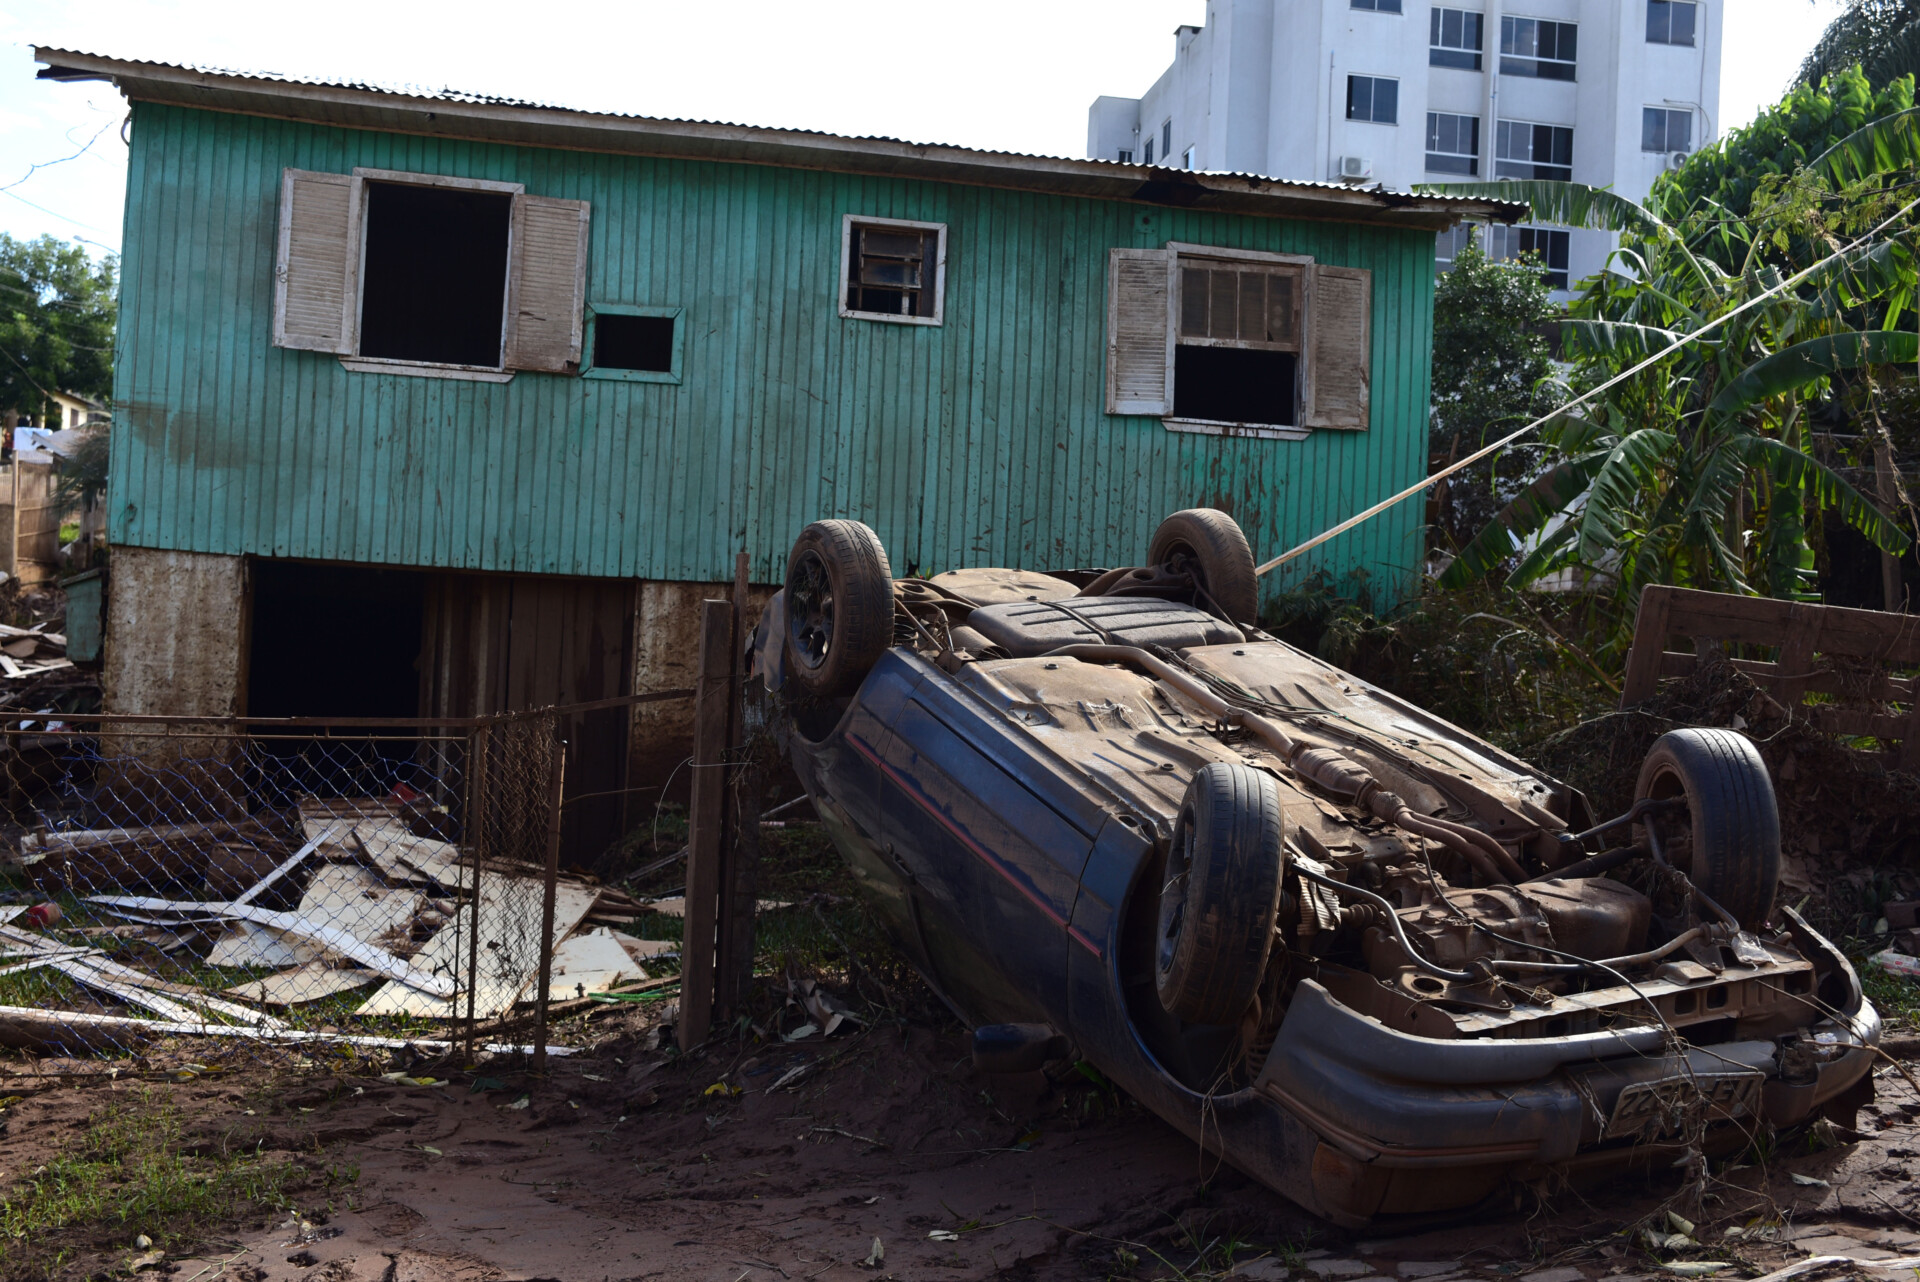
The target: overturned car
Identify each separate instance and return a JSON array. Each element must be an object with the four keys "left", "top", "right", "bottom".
[{"left": 753, "top": 509, "right": 1876, "bottom": 1225}]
